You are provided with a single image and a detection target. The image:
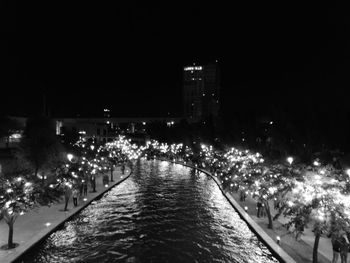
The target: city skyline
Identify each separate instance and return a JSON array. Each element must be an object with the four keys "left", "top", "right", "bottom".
[{"left": 2, "top": 3, "right": 350, "bottom": 263}]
